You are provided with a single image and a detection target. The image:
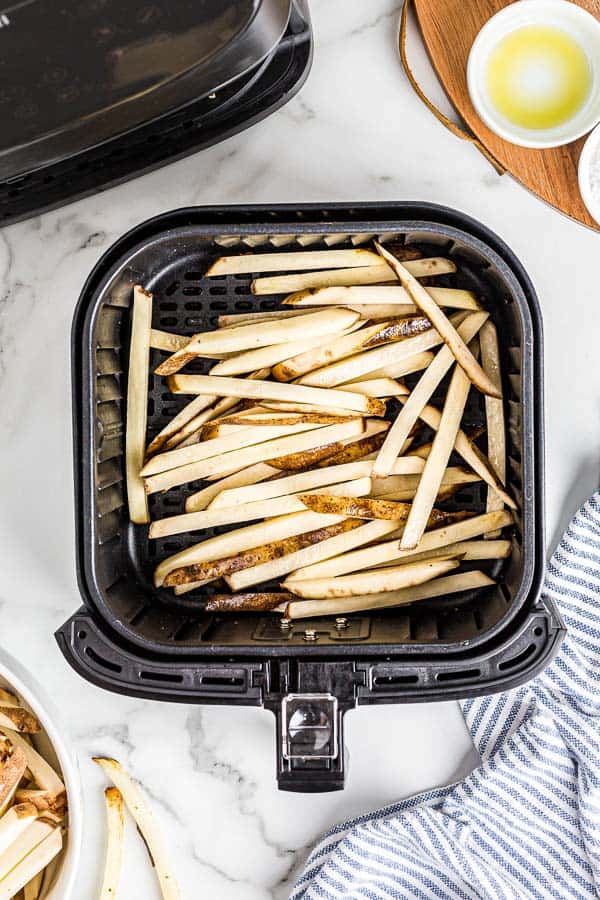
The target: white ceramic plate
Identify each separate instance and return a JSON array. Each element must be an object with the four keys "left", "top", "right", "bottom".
[
  {"left": 578, "top": 122, "right": 600, "bottom": 224},
  {"left": 0, "top": 648, "right": 82, "bottom": 899},
  {"left": 467, "top": 0, "right": 600, "bottom": 148}
]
